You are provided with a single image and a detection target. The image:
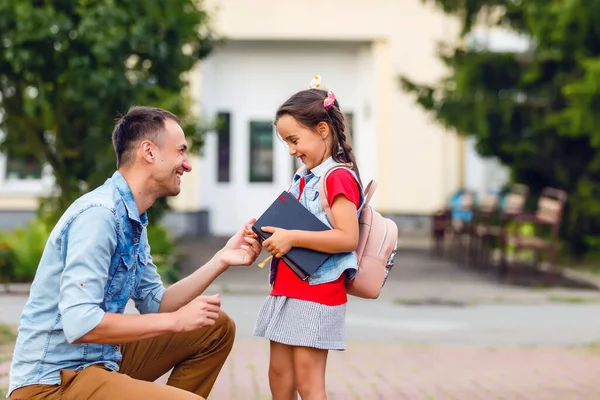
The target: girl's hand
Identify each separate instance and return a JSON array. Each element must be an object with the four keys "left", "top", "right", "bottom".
[{"left": 261, "top": 226, "right": 295, "bottom": 258}]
